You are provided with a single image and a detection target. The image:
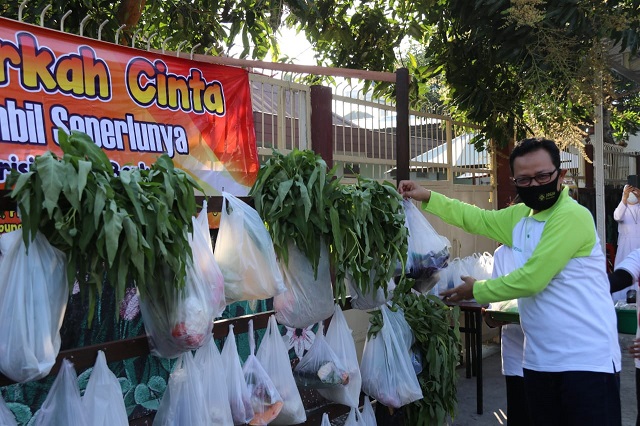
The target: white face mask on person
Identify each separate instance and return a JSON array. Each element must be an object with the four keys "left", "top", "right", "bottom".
[{"left": 628, "top": 192, "right": 639, "bottom": 205}]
